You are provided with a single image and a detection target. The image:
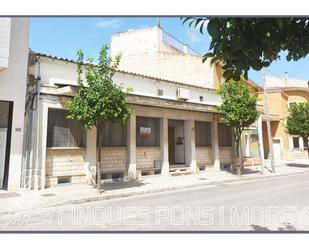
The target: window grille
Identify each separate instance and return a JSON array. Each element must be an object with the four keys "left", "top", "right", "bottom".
[
  {"left": 97, "top": 121, "right": 127, "bottom": 147},
  {"left": 195, "top": 121, "right": 211, "bottom": 146},
  {"left": 47, "top": 108, "right": 86, "bottom": 148},
  {"left": 136, "top": 117, "right": 160, "bottom": 147},
  {"left": 218, "top": 123, "right": 232, "bottom": 147}
]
